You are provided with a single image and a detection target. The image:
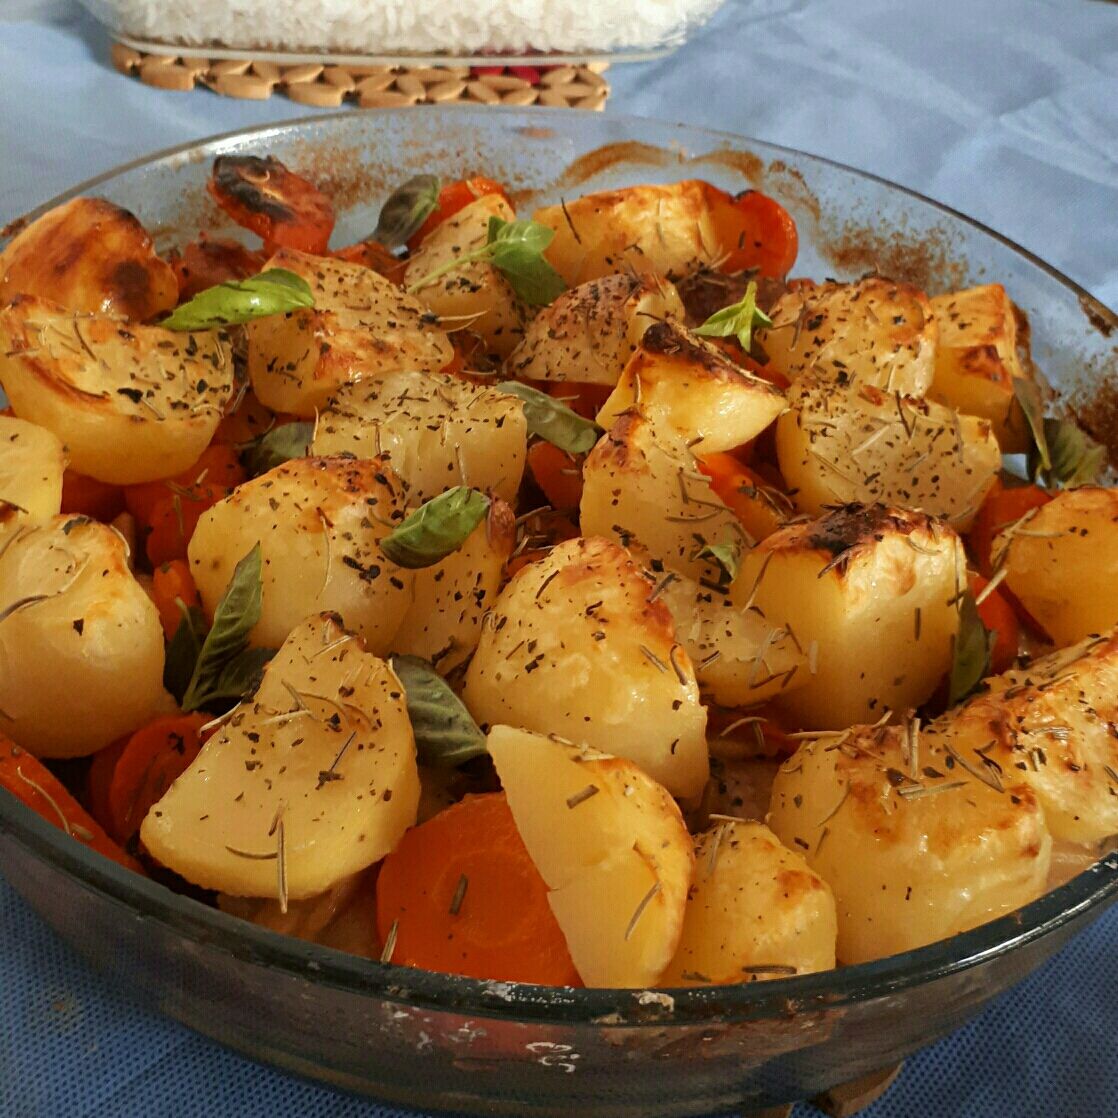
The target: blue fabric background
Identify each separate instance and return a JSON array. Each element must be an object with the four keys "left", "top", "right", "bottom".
[{"left": 1, "top": 1, "right": 1117, "bottom": 1114}]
